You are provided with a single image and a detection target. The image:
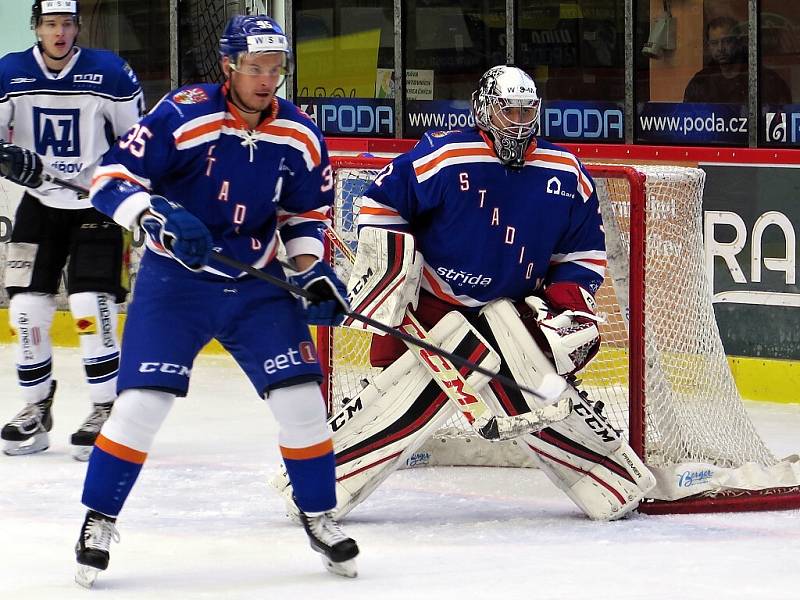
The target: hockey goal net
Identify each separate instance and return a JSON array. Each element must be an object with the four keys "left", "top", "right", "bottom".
[{"left": 320, "top": 156, "right": 800, "bottom": 514}]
